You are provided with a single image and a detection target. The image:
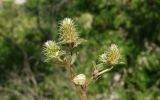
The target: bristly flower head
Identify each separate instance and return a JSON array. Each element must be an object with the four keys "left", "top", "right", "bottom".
[
  {"left": 59, "top": 18, "right": 84, "bottom": 47},
  {"left": 99, "top": 44, "right": 120, "bottom": 65},
  {"left": 43, "top": 40, "right": 65, "bottom": 62}
]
